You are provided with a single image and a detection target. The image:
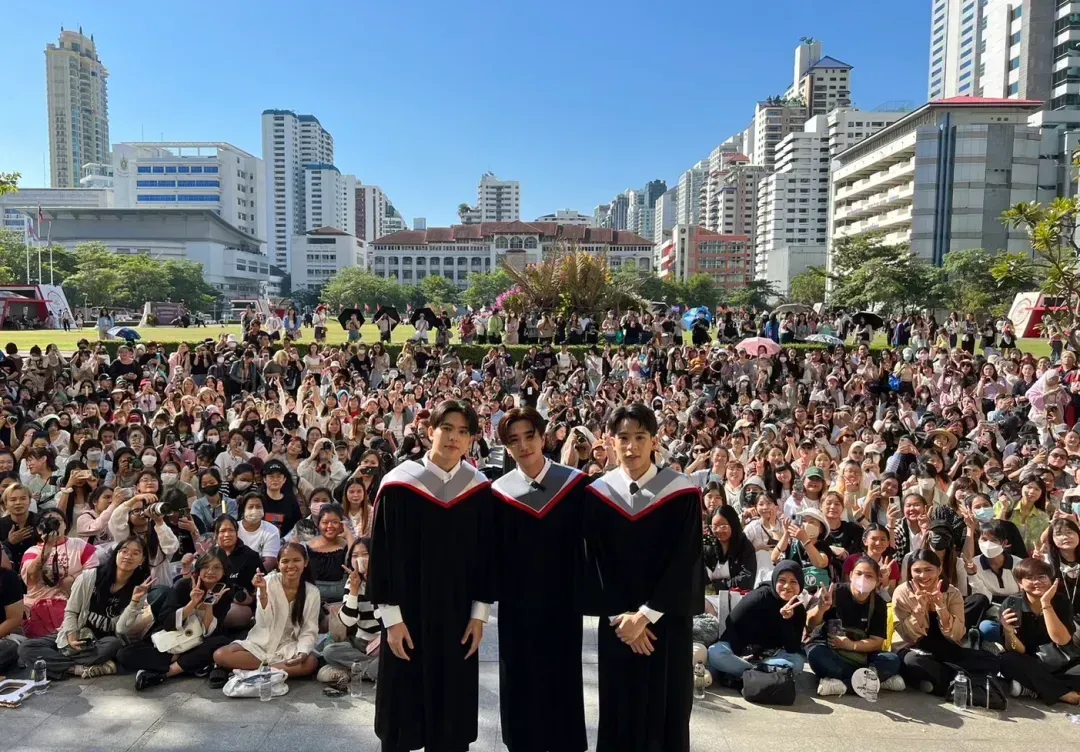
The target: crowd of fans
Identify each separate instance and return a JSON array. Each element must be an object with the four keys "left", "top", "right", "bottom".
[{"left": 0, "top": 303, "right": 1078, "bottom": 717}]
